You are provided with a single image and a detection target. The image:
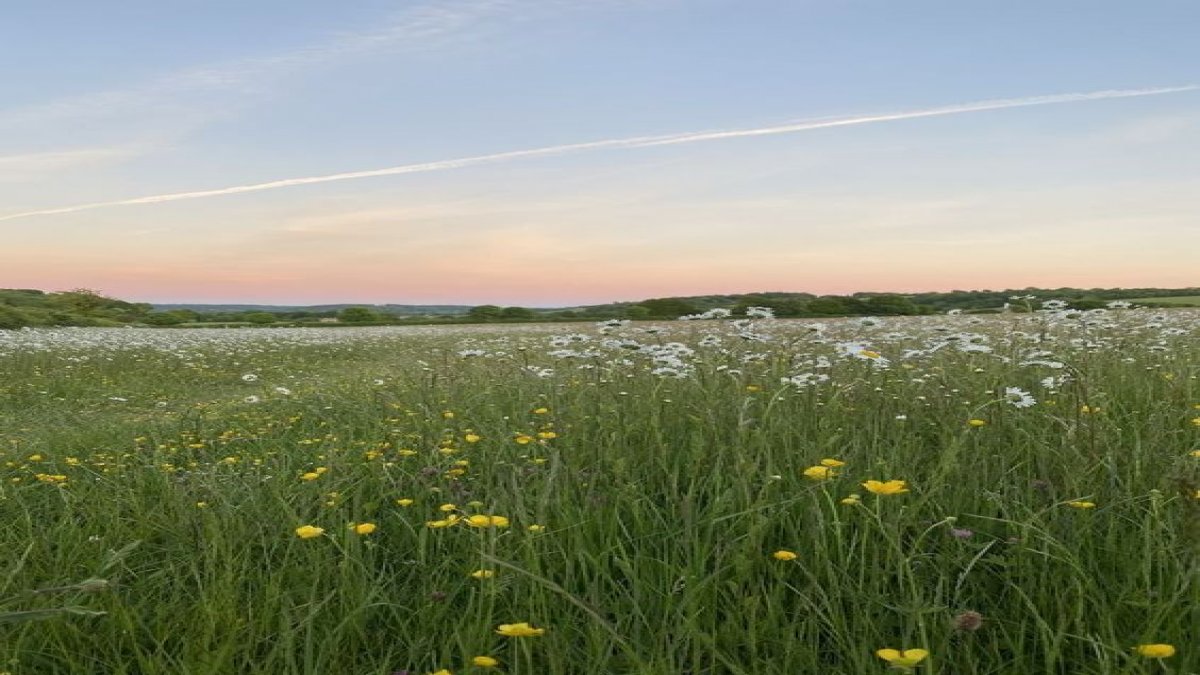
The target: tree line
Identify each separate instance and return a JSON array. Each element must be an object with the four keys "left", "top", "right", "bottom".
[{"left": 2, "top": 286, "right": 1197, "bottom": 330}]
